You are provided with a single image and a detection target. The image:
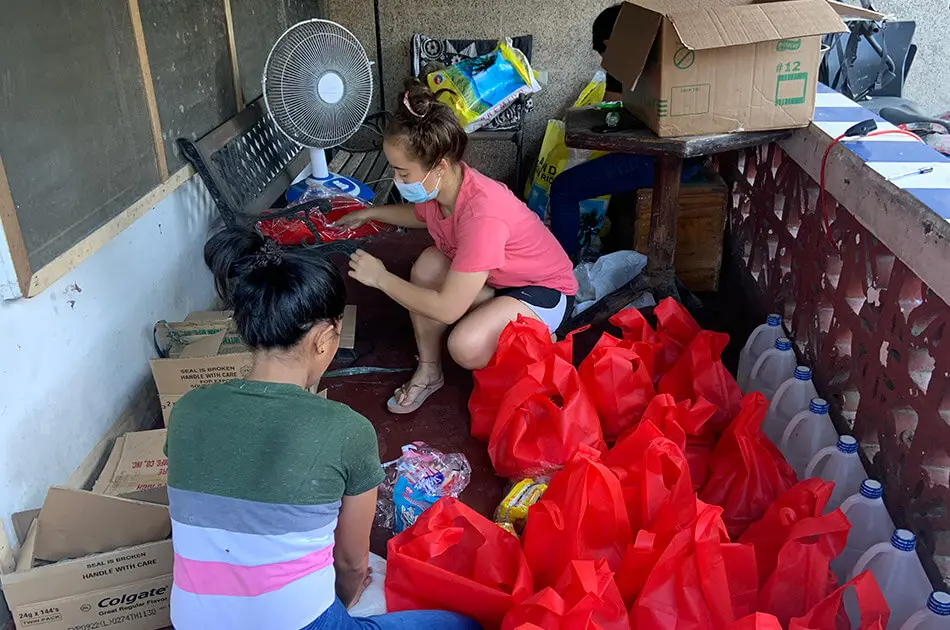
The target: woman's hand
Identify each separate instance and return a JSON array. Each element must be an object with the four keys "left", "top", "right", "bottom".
[
  {"left": 334, "top": 209, "right": 375, "bottom": 230},
  {"left": 348, "top": 249, "right": 387, "bottom": 288}
]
